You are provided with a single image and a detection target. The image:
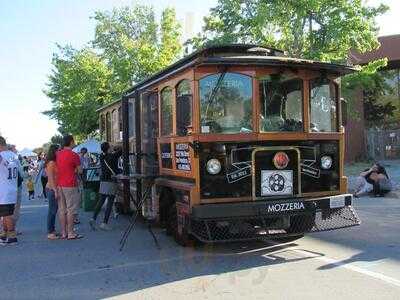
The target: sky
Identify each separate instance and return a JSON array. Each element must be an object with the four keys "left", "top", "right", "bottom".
[{"left": 0, "top": 0, "right": 398, "bottom": 150}]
